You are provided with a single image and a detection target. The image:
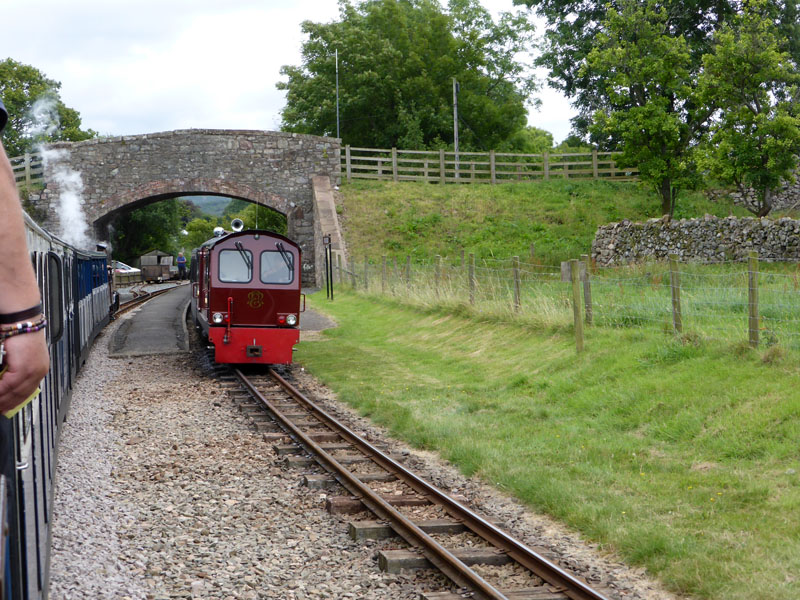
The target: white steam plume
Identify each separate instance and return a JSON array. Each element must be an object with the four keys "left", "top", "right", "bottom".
[{"left": 31, "top": 96, "right": 91, "bottom": 249}]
